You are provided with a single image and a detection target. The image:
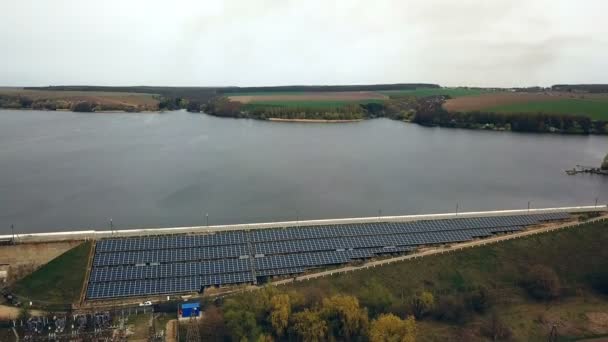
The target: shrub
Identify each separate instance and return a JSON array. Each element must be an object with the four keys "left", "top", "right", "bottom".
[
  {"left": 433, "top": 296, "right": 471, "bottom": 325},
  {"left": 523, "top": 265, "right": 561, "bottom": 300},
  {"left": 480, "top": 312, "right": 512, "bottom": 341},
  {"left": 71, "top": 101, "right": 95, "bottom": 112}
]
